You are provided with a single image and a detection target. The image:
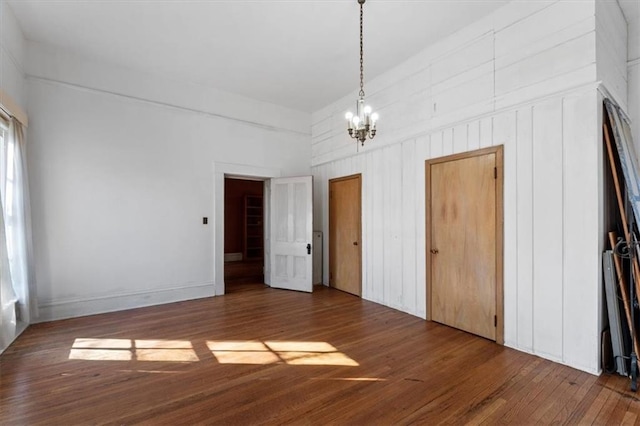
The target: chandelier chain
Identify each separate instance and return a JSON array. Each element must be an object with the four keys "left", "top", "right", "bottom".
[{"left": 359, "top": 1, "right": 365, "bottom": 97}]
